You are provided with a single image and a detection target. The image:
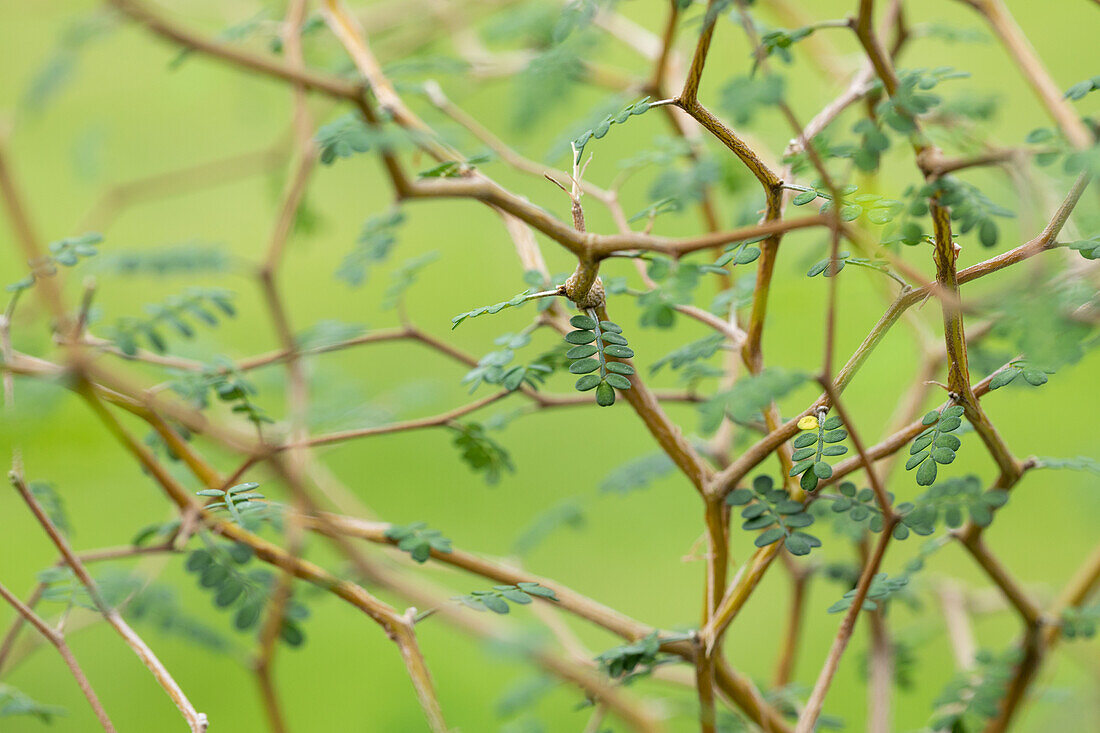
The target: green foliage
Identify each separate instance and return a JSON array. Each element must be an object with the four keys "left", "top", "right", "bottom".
[
  {"left": 913, "top": 475, "right": 1009, "bottom": 529},
  {"left": 454, "top": 583, "right": 558, "bottom": 614},
  {"left": 572, "top": 97, "right": 651, "bottom": 165},
  {"left": 185, "top": 541, "right": 309, "bottom": 646},
  {"left": 595, "top": 631, "right": 667, "bottom": 680},
  {"left": 1067, "top": 234, "right": 1100, "bottom": 260},
  {"left": 650, "top": 333, "right": 726, "bottom": 374},
  {"left": 196, "top": 482, "right": 269, "bottom": 528},
  {"left": 757, "top": 26, "right": 817, "bottom": 68},
  {"left": 906, "top": 404, "right": 965, "bottom": 486},
  {"left": 820, "top": 482, "right": 936, "bottom": 541},
  {"left": 914, "top": 22, "right": 989, "bottom": 44},
  {"left": 28, "top": 480, "right": 71, "bottom": 537},
  {"left": 713, "top": 235, "right": 766, "bottom": 268},
  {"left": 634, "top": 256, "right": 726, "bottom": 328},
  {"left": 640, "top": 158, "right": 721, "bottom": 224},
  {"left": 553, "top": 0, "right": 598, "bottom": 43},
  {"left": 701, "top": 369, "right": 807, "bottom": 433},
  {"left": 94, "top": 242, "right": 232, "bottom": 277},
  {"left": 789, "top": 414, "right": 849, "bottom": 492},
  {"left": 451, "top": 289, "right": 543, "bottom": 328},
  {"left": 827, "top": 573, "right": 908, "bottom": 613},
  {"left": 451, "top": 422, "right": 514, "bottom": 484},
  {"left": 385, "top": 522, "right": 453, "bottom": 563},
  {"left": 805, "top": 250, "right": 900, "bottom": 285},
  {"left": 850, "top": 118, "right": 892, "bottom": 172},
  {"left": 1033, "top": 455, "right": 1100, "bottom": 475},
  {"left": 169, "top": 359, "right": 274, "bottom": 429},
  {"left": 599, "top": 452, "right": 675, "bottom": 495},
  {"left": 6, "top": 233, "right": 101, "bottom": 293},
  {"left": 719, "top": 74, "right": 784, "bottom": 125},
  {"left": 336, "top": 210, "right": 405, "bottom": 287},
  {"left": 1063, "top": 75, "right": 1100, "bottom": 100},
  {"left": 513, "top": 43, "right": 586, "bottom": 131},
  {"left": 992, "top": 282, "right": 1094, "bottom": 371},
  {"left": 0, "top": 684, "right": 66, "bottom": 723},
  {"left": 417, "top": 154, "right": 491, "bottom": 179},
  {"left": 315, "top": 113, "right": 374, "bottom": 164},
  {"left": 122, "top": 579, "right": 233, "bottom": 653},
  {"left": 935, "top": 177, "right": 1014, "bottom": 247},
  {"left": 1060, "top": 604, "right": 1099, "bottom": 639},
  {"left": 987, "top": 360, "right": 1051, "bottom": 389},
  {"left": 876, "top": 67, "right": 970, "bottom": 133},
  {"left": 106, "top": 288, "right": 236, "bottom": 356},
  {"left": 463, "top": 332, "right": 551, "bottom": 393},
  {"left": 929, "top": 648, "right": 1021, "bottom": 731},
  {"left": 726, "top": 475, "right": 820, "bottom": 556},
  {"left": 565, "top": 314, "right": 634, "bottom": 407}
]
